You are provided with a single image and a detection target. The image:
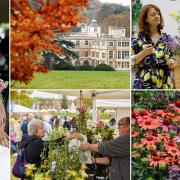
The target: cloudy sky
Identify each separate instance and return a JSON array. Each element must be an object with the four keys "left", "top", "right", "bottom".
[{"left": 99, "top": 0, "right": 130, "bottom": 6}]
